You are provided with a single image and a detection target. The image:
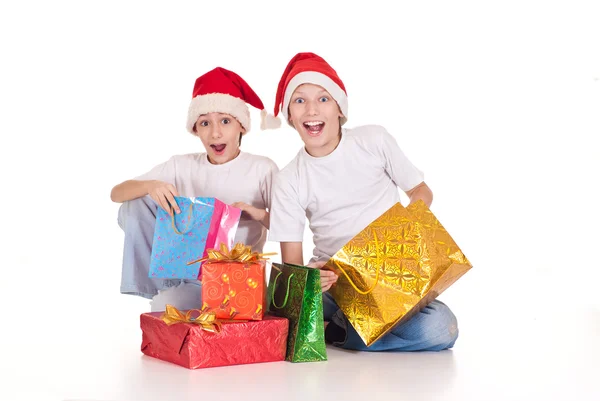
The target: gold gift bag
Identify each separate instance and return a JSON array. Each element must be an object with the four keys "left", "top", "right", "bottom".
[{"left": 325, "top": 200, "right": 472, "bottom": 346}]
